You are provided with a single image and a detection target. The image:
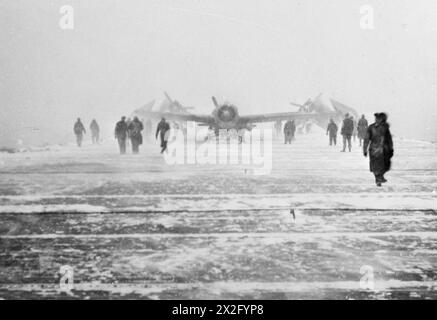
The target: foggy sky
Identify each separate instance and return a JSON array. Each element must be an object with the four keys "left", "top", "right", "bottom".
[{"left": 1, "top": 0, "right": 437, "bottom": 147}]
